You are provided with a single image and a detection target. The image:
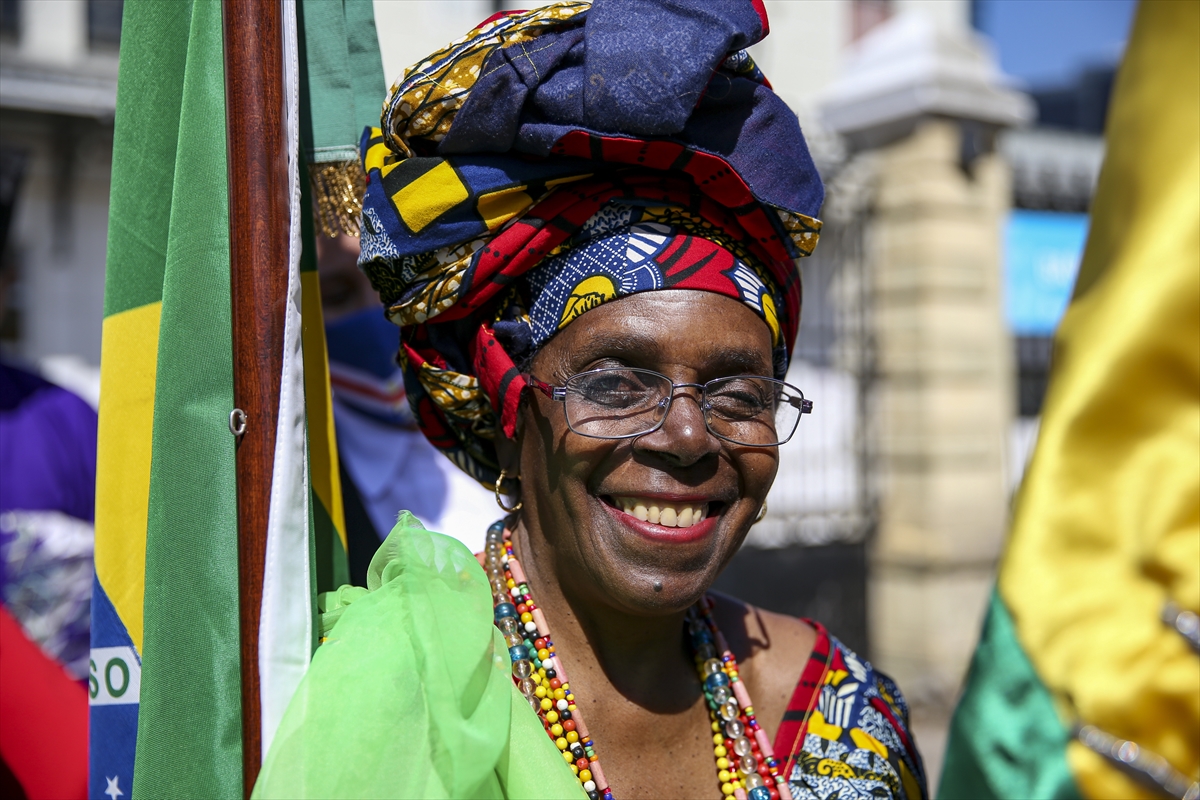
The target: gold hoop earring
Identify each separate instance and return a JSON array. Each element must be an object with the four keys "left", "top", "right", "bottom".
[
  {"left": 754, "top": 501, "right": 768, "bottom": 524},
  {"left": 495, "top": 468, "right": 523, "bottom": 513}
]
